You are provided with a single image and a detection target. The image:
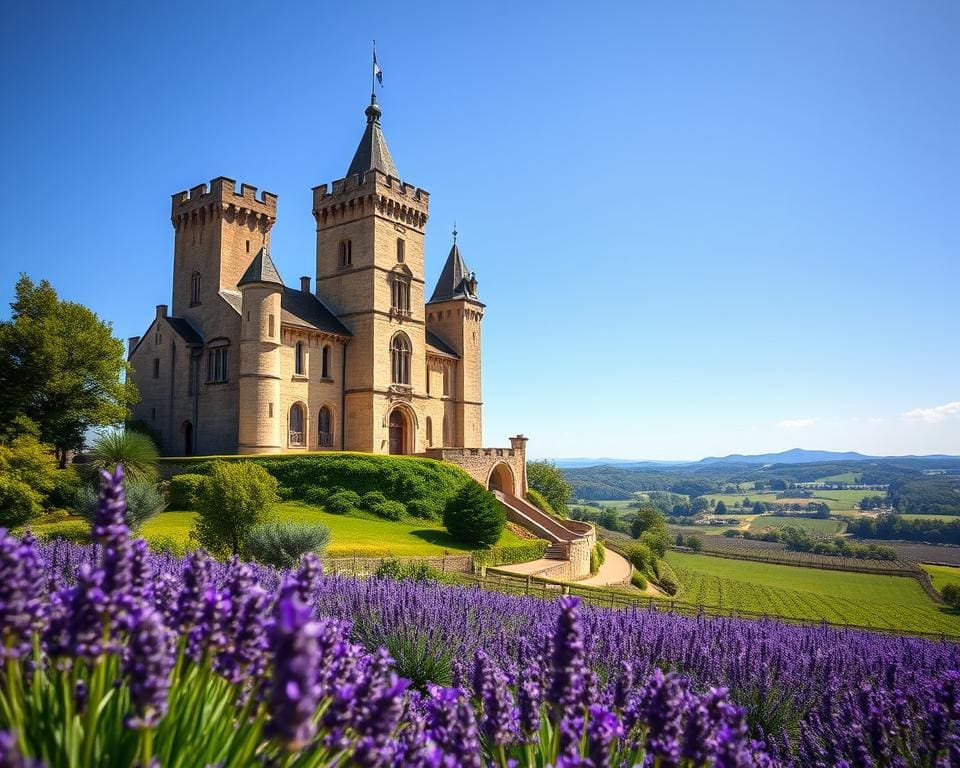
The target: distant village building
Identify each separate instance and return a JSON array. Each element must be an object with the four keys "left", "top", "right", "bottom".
[{"left": 128, "top": 95, "right": 484, "bottom": 459}]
